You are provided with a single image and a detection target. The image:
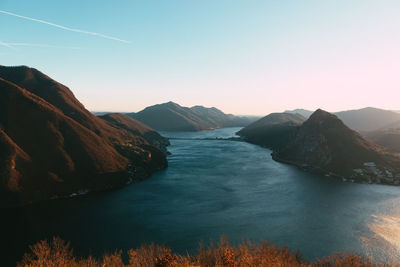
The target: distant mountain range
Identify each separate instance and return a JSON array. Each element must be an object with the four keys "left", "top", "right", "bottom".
[
  {"left": 286, "top": 107, "right": 400, "bottom": 153},
  {"left": 0, "top": 65, "right": 169, "bottom": 207},
  {"left": 239, "top": 109, "right": 400, "bottom": 184},
  {"left": 286, "top": 107, "right": 400, "bottom": 132},
  {"left": 127, "top": 101, "right": 258, "bottom": 131},
  {"left": 335, "top": 107, "right": 400, "bottom": 132}
]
